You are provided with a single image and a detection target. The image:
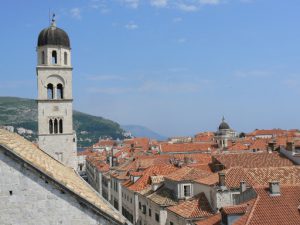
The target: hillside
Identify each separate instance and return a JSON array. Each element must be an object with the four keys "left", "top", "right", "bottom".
[
  {"left": 121, "top": 125, "right": 167, "bottom": 141},
  {"left": 0, "top": 97, "right": 125, "bottom": 147}
]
